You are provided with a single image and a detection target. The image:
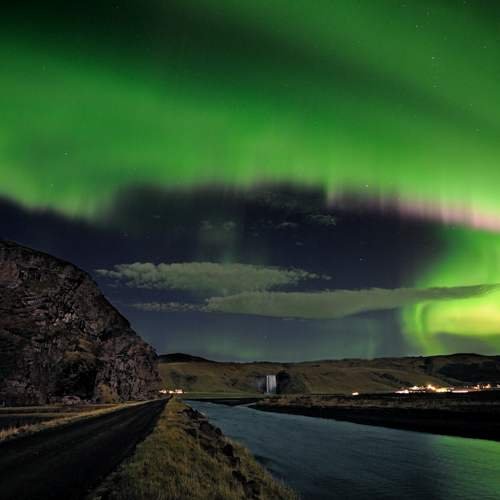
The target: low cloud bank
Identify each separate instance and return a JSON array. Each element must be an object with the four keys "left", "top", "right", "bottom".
[{"left": 204, "top": 284, "right": 498, "bottom": 319}]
